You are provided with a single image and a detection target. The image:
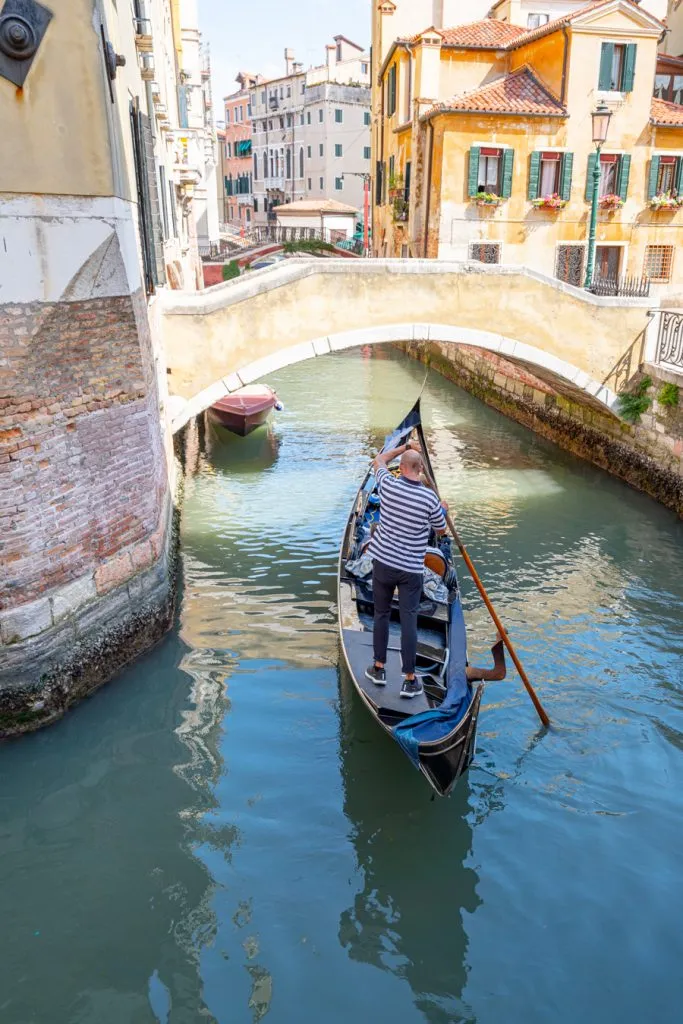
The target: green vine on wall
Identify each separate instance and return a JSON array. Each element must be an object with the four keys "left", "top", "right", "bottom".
[
  {"left": 657, "top": 382, "right": 680, "bottom": 408},
  {"left": 616, "top": 375, "right": 653, "bottom": 424}
]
